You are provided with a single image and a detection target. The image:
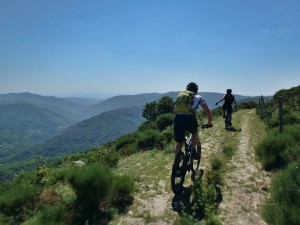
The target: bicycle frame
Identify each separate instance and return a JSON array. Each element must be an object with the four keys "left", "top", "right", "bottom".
[{"left": 171, "top": 130, "right": 202, "bottom": 194}]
